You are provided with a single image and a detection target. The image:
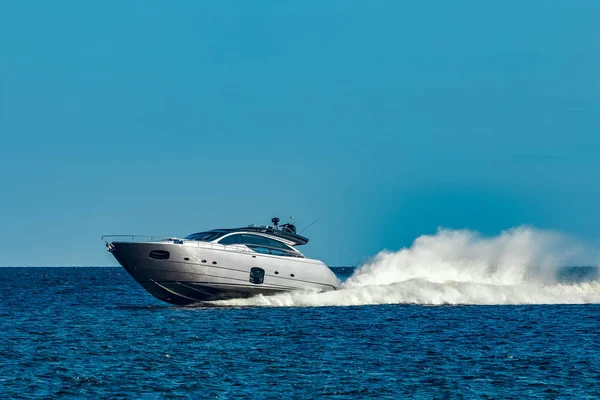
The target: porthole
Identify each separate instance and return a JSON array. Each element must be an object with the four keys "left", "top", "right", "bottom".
[
  {"left": 149, "top": 250, "right": 170, "bottom": 260},
  {"left": 274, "top": 271, "right": 279, "bottom": 275},
  {"left": 184, "top": 257, "right": 190, "bottom": 261},
  {"left": 212, "top": 261, "right": 217, "bottom": 265},
  {"left": 290, "top": 274, "right": 295, "bottom": 277},
  {"left": 201, "top": 259, "right": 207, "bottom": 263}
]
